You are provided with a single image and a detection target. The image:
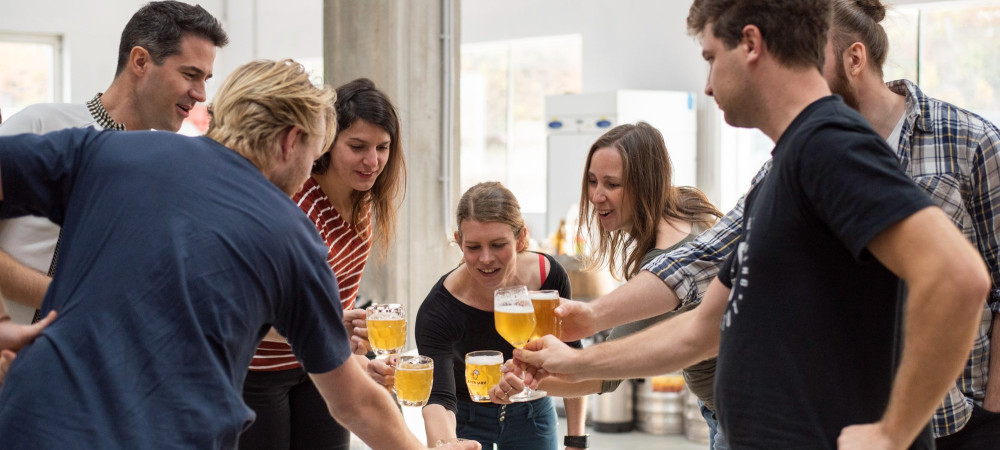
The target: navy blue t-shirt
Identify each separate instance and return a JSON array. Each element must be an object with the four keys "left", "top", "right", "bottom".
[
  {"left": 715, "top": 97, "right": 935, "bottom": 449},
  {"left": 0, "top": 128, "right": 351, "bottom": 449}
]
